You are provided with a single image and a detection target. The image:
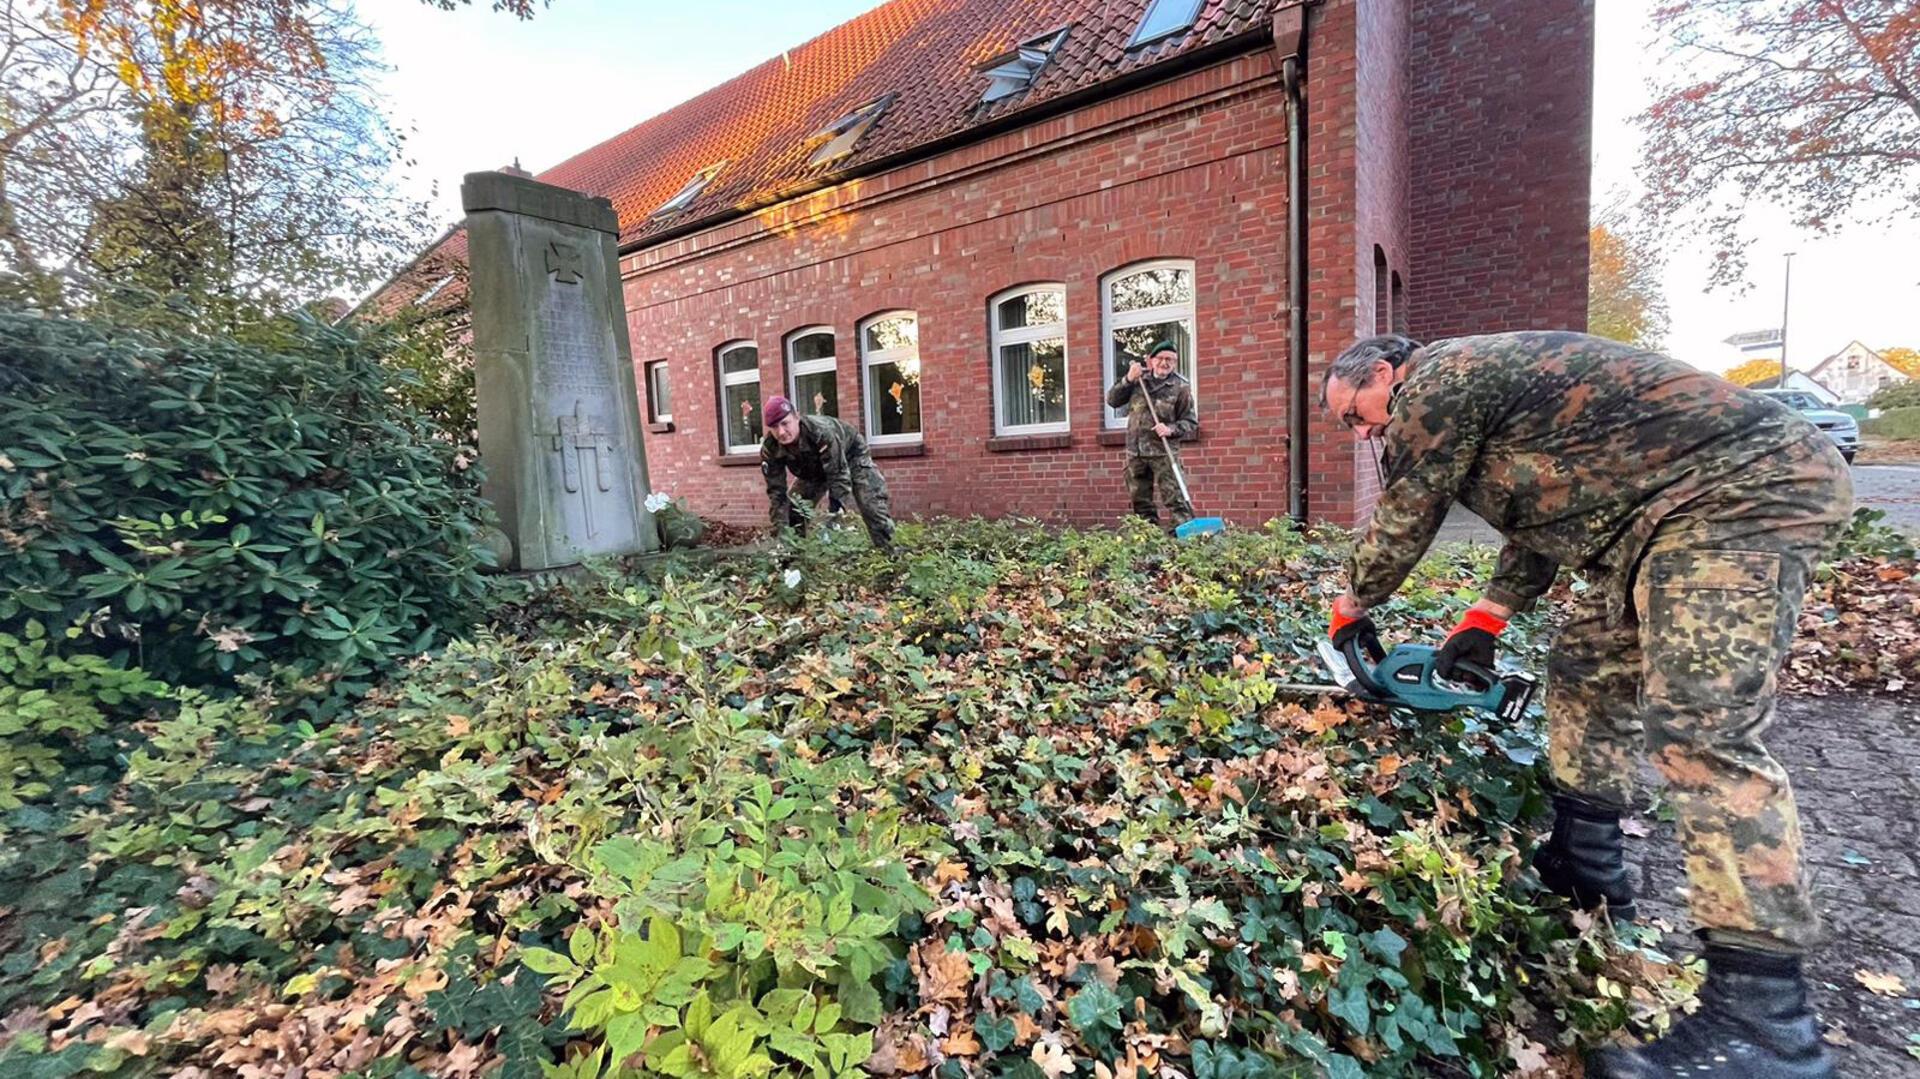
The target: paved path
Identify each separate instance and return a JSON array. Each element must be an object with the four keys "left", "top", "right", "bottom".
[
  {"left": 1431, "top": 463, "right": 1920, "bottom": 545},
  {"left": 1854, "top": 464, "right": 1920, "bottom": 534},
  {"left": 1627, "top": 695, "right": 1920, "bottom": 1077}
]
